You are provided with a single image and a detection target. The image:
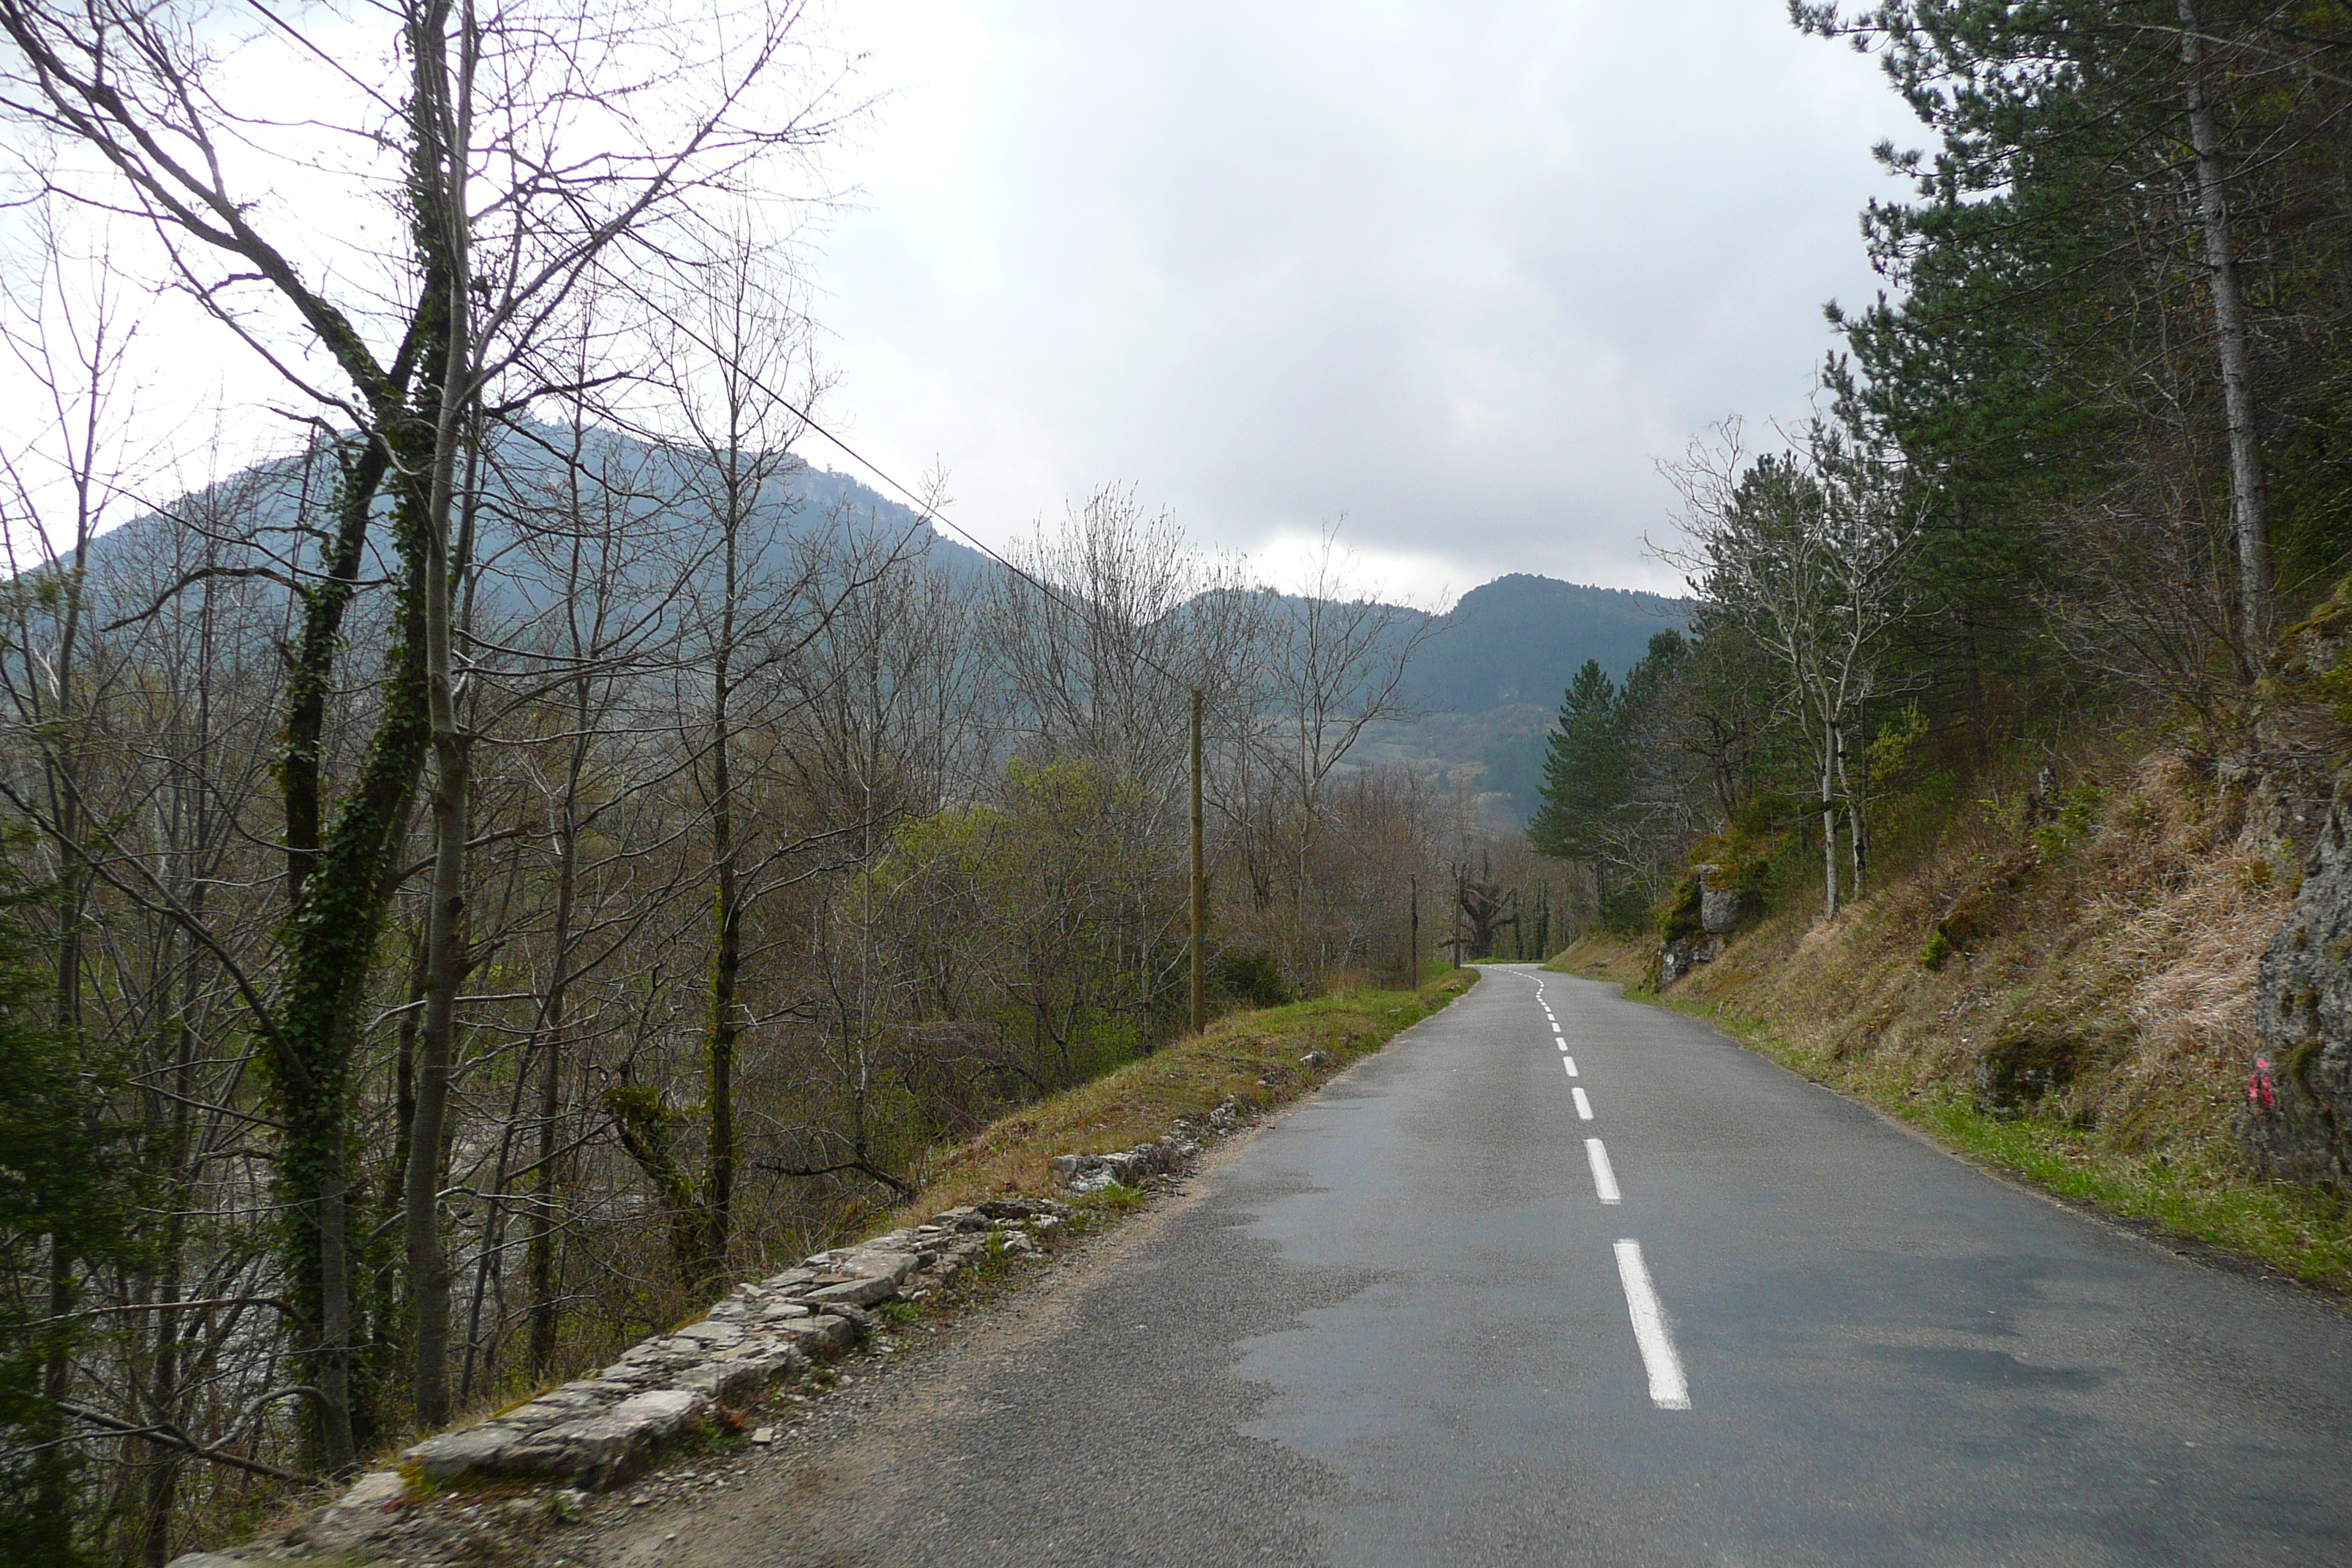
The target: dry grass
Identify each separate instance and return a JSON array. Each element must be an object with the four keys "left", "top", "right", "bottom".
[
  {"left": 1717, "top": 750, "right": 2288, "bottom": 1149},
  {"left": 1556, "top": 744, "right": 2352, "bottom": 1294},
  {"left": 892, "top": 971, "right": 1479, "bottom": 1221},
  {"left": 203, "top": 973, "right": 1484, "bottom": 1563},
  {"left": 1555, "top": 931, "right": 1649, "bottom": 989}
]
